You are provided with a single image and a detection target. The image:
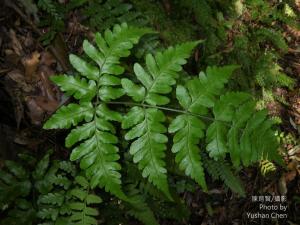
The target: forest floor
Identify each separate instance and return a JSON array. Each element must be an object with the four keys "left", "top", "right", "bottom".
[{"left": 0, "top": 1, "right": 299, "bottom": 225}]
